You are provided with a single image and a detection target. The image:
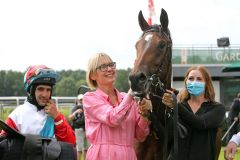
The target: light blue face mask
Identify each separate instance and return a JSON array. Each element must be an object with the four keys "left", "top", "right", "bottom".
[{"left": 186, "top": 81, "right": 205, "bottom": 96}]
